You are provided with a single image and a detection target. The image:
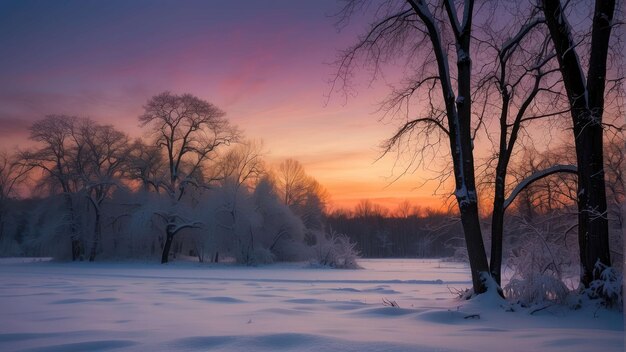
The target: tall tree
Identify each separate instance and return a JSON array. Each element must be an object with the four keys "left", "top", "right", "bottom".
[
  {"left": 473, "top": 6, "right": 582, "bottom": 285},
  {"left": 139, "top": 91, "right": 239, "bottom": 263},
  {"left": 22, "top": 115, "right": 83, "bottom": 260},
  {"left": 540, "top": 0, "right": 617, "bottom": 286},
  {"left": 336, "top": 0, "right": 490, "bottom": 293},
  {"left": 0, "top": 152, "right": 30, "bottom": 244},
  {"left": 74, "top": 121, "right": 130, "bottom": 261}
]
